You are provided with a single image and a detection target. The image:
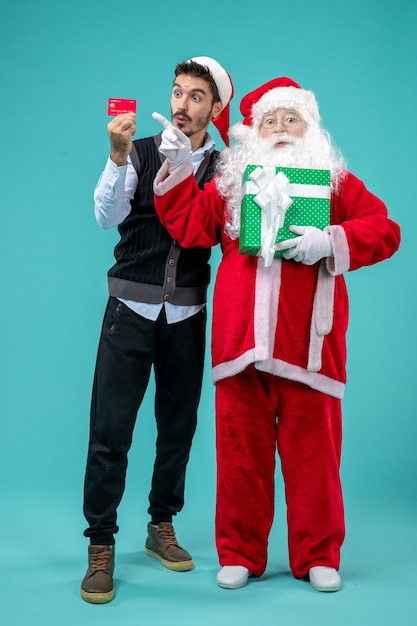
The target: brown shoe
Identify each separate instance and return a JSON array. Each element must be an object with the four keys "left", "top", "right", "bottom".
[
  {"left": 80, "top": 545, "right": 115, "bottom": 603},
  {"left": 145, "top": 522, "right": 194, "bottom": 571}
]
